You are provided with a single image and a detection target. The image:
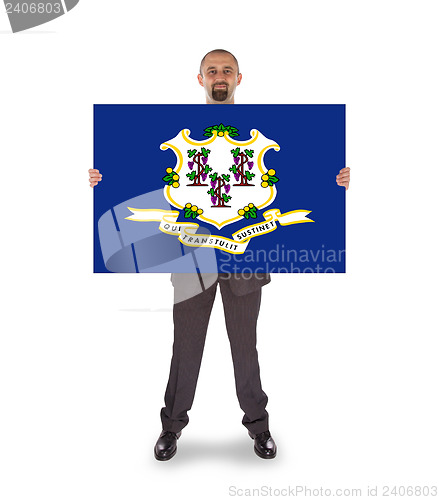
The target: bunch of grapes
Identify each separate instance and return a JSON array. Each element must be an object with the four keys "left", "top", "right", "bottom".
[
  {"left": 248, "top": 161, "right": 254, "bottom": 170},
  {"left": 202, "top": 157, "right": 208, "bottom": 165},
  {"left": 224, "top": 184, "right": 230, "bottom": 194},
  {"left": 211, "top": 196, "right": 217, "bottom": 205},
  {"left": 211, "top": 180, "right": 217, "bottom": 188},
  {"left": 201, "top": 173, "right": 208, "bottom": 181},
  {"left": 234, "top": 173, "right": 240, "bottom": 181},
  {"left": 188, "top": 161, "right": 194, "bottom": 170},
  {"left": 234, "top": 157, "right": 239, "bottom": 165}
]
